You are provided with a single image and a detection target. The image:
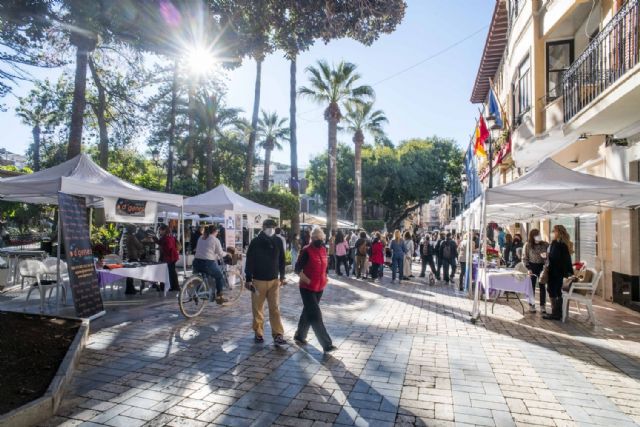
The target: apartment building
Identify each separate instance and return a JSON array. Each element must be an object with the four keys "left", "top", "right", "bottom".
[{"left": 471, "top": 0, "right": 640, "bottom": 305}]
